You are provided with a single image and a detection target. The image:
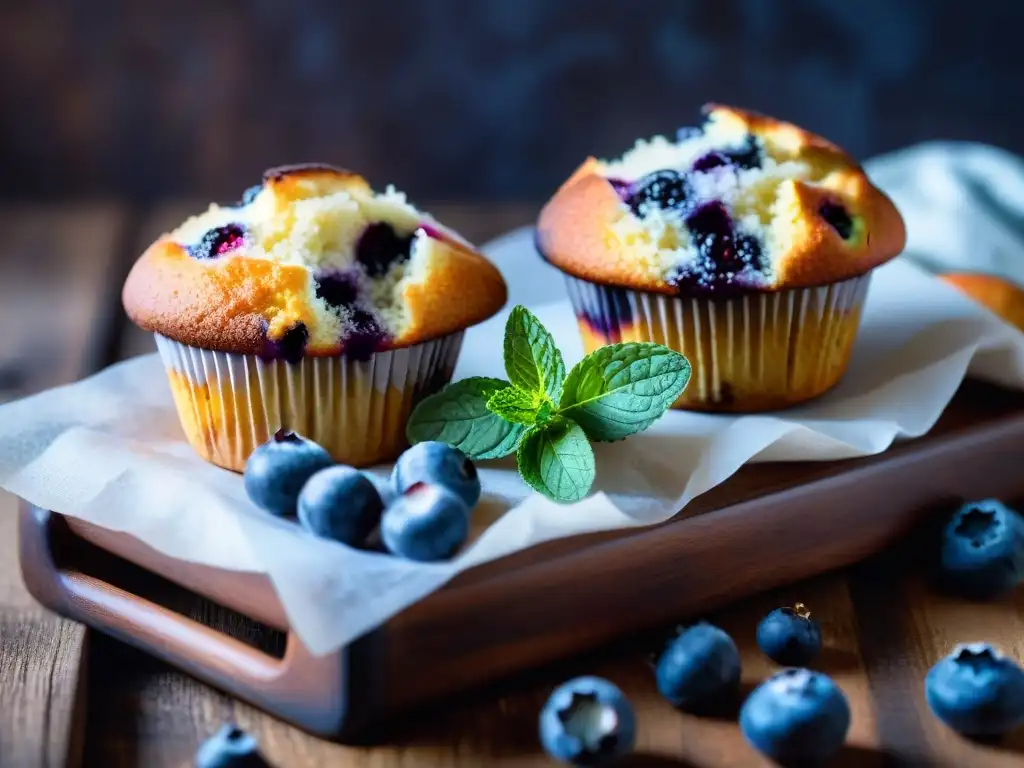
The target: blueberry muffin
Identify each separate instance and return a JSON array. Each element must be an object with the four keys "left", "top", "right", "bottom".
[
  {"left": 940, "top": 273, "right": 1024, "bottom": 333},
  {"left": 537, "top": 105, "right": 906, "bottom": 412},
  {"left": 123, "top": 164, "right": 507, "bottom": 470}
]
